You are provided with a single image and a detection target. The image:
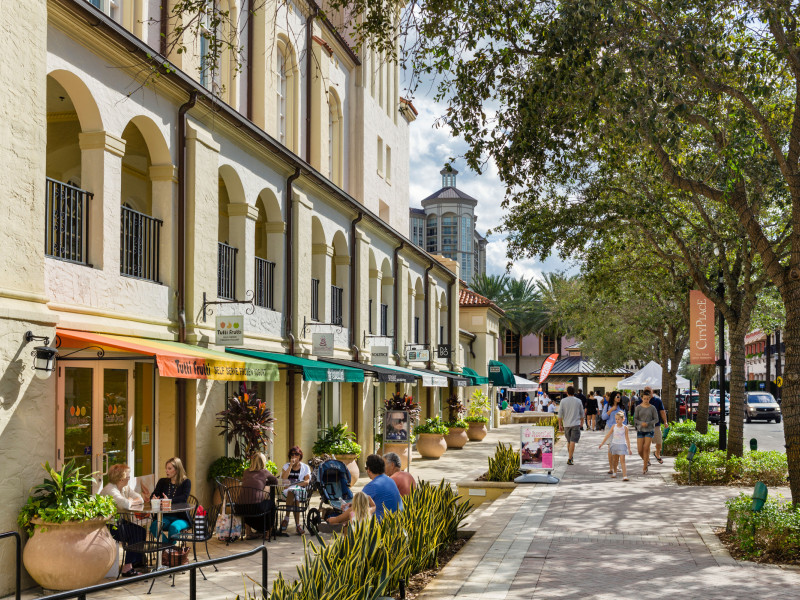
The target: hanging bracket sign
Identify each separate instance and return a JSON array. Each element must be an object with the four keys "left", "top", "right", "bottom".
[
  {"left": 313, "top": 333, "right": 334, "bottom": 357},
  {"left": 372, "top": 345, "right": 390, "bottom": 364},
  {"left": 216, "top": 316, "right": 244, "bottom": 346}
]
